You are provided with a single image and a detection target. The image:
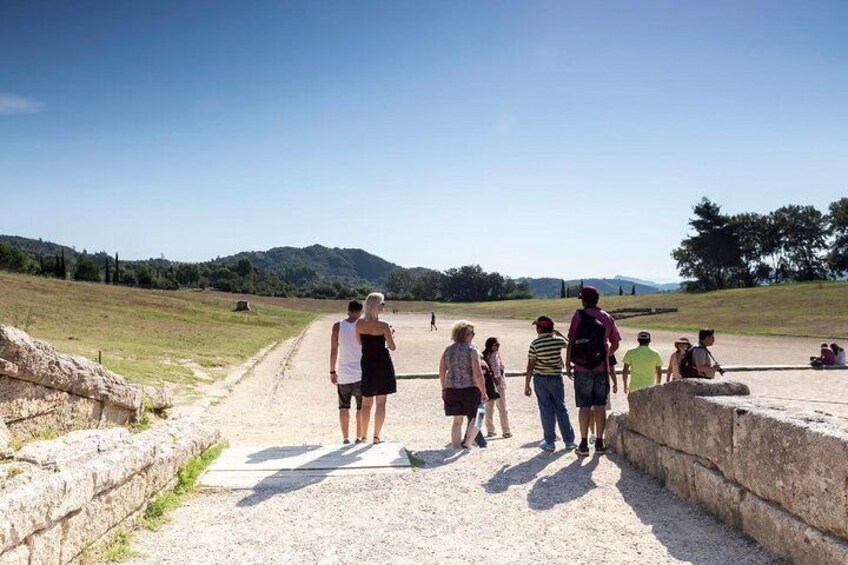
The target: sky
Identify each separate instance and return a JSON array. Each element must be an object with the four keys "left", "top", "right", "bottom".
[{"left": 2, "top": 1, "right": 847, "bottom": 282}]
